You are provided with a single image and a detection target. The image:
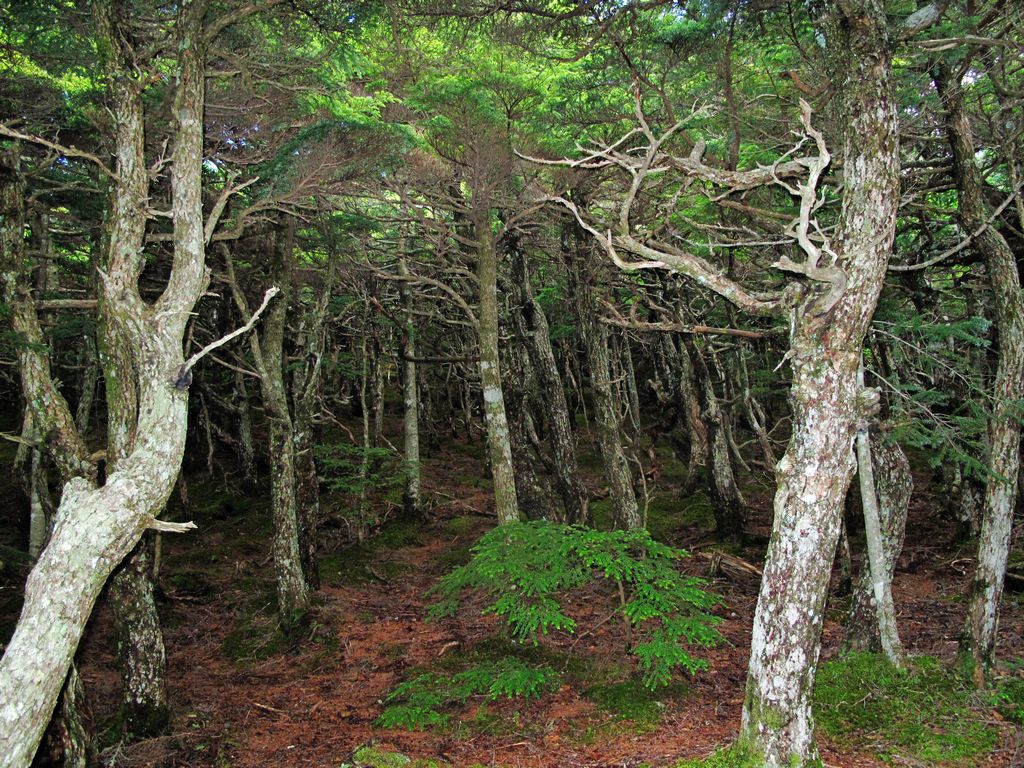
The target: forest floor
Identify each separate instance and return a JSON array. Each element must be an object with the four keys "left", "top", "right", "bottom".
[{"left": 3, "top": 432, "right": 1024, "bottom": 768}]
